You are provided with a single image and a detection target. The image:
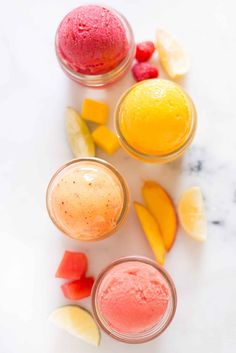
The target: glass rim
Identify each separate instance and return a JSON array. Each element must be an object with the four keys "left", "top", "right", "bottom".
[
  {"left": 115, "top": 79, "right": 197, "bottom": 163},
  {"left": 46, "top": 157, "right": 130, "bottom": 241},
  {"left": 55, "top": 4, "right": 135, "bottom": 87},
  {"left": 92, "top": 256, "right": 177, "bottom": 344}
]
